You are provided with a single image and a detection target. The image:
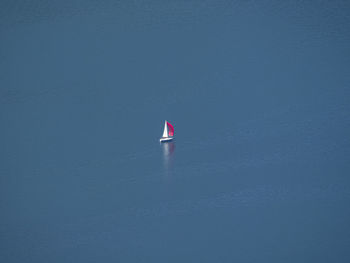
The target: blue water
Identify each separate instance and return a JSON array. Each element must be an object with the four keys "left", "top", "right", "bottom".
[{"left": 1, "top": 1, "right": 350, "bottom": 262}]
